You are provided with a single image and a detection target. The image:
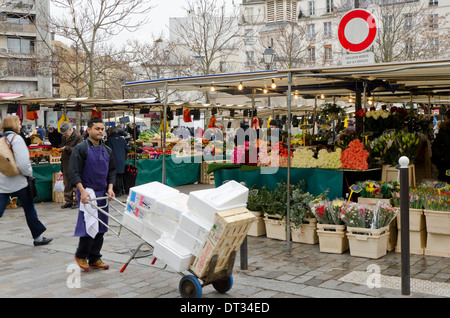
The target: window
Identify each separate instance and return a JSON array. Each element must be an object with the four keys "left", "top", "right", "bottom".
[
  {"left": 324, "top": 45, "right": 332, "bottom": 61},
  {"left": 307, "top": 46, "right": 315, "bottom": 62},
  {"left": 307, "top": 23, "right": 315, "bottom": 39},
  {"left": 308, "top": 1, "right": 316, "bottom": 16},
  {"left": 246, "top": 51, "right": 255, "bottom": 66},
  {"left": 429, "top": 14, "right": 438, "bottom": 29},
  {"left": 326, "top": 0, "right": 334, "bottom": 13},
  {"left": 429, "top": 0, "right": 438, "bottom": 6},
  {"left": 405, "top": 40, "right": 414, "bottom": 58},
  {"left": 324, "top": 22, "right": 332, "bottom": 38},
  {"left": 404, "top": 14, "right": 413, "bottom": 31},
  {"left": 384, "top": 15, "right": 393, "bottom": 32},
  {"left": 429, "top": 37, "right": 439, "bottom": 52},
  {"left": 7, "top": 37, "right": 35, "bottom": 54}
]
